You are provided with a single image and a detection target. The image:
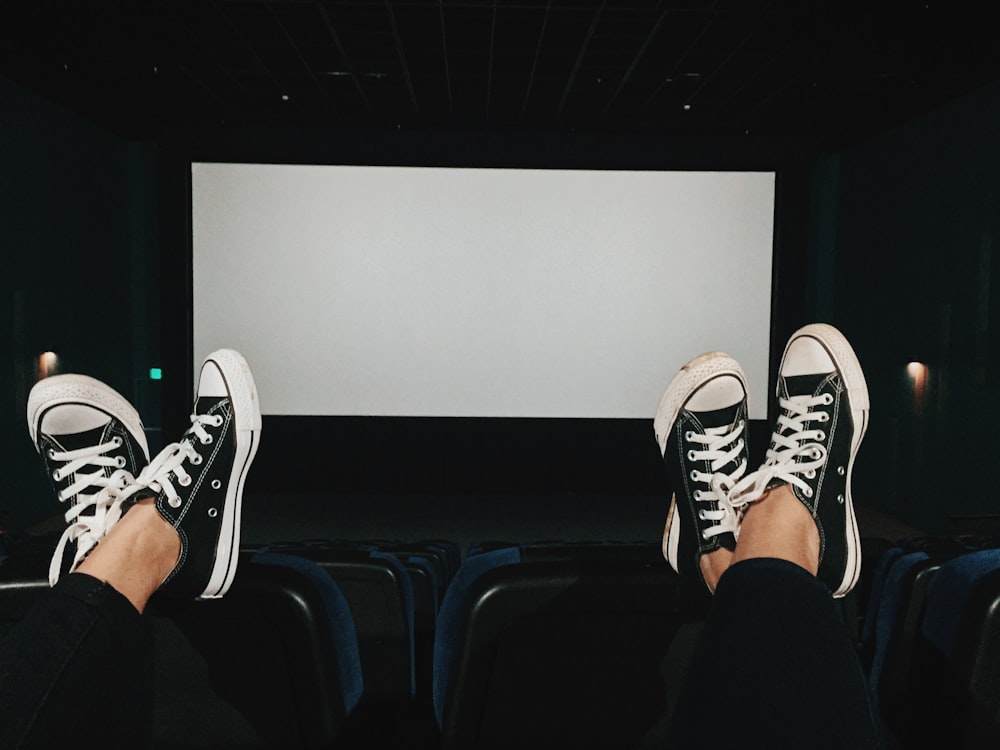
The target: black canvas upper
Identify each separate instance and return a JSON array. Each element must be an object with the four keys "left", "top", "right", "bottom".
[{"left": 663, "top": 398, "right": 745, "bottom": 578}]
